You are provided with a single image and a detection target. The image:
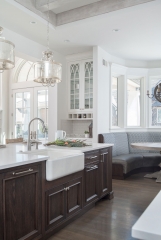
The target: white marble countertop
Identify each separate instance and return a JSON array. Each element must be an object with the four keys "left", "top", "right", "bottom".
[
  {"left": 132, "top": 190, "right": 161, "bottom": 240},
  {"left": 0, "top": 143, "right": 48, "bottom": 170},
  {"left": 0, "top": 142, "right": 113, "bottom": 170},
  {"left": 131, "top": 142, "right": 161, "bottom": 151}
]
